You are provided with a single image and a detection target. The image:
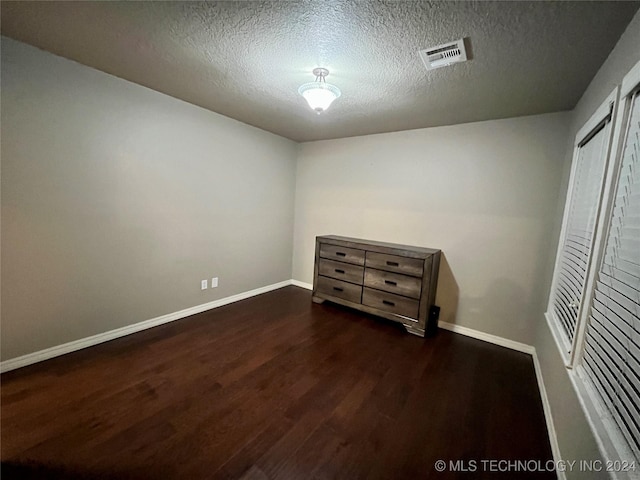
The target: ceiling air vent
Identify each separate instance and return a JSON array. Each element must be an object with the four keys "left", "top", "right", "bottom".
[{"left": 419, "top": 39, "right": 467, "bottom": 71}]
